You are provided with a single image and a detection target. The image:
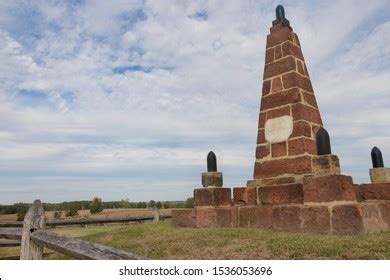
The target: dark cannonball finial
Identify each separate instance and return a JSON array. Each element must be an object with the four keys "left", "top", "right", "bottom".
[
  {"left": 276, "top": 5, "right": 285, "bottom": 20},
  {"left": 207, "top": 151, "right": 217, "bottom": 172},
  {"left": 371, "top": 147, "right": 384, "bottom": 168},
  {"left": 316, "top": 127, "right": 332, "bottom": 155}
]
